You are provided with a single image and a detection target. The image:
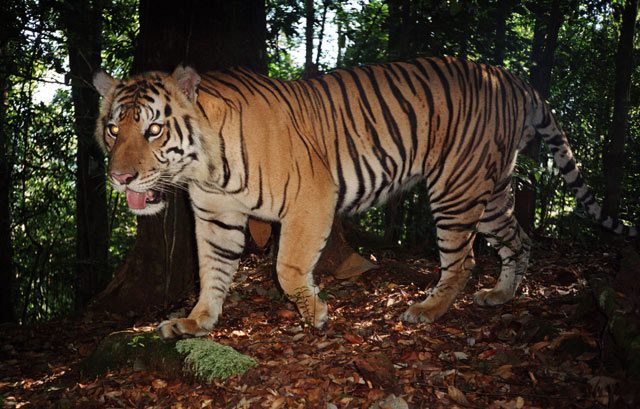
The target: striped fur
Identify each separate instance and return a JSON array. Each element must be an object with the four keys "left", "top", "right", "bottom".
[{"left": 94, "top": 57, "right": 637, "bottom": 338}]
